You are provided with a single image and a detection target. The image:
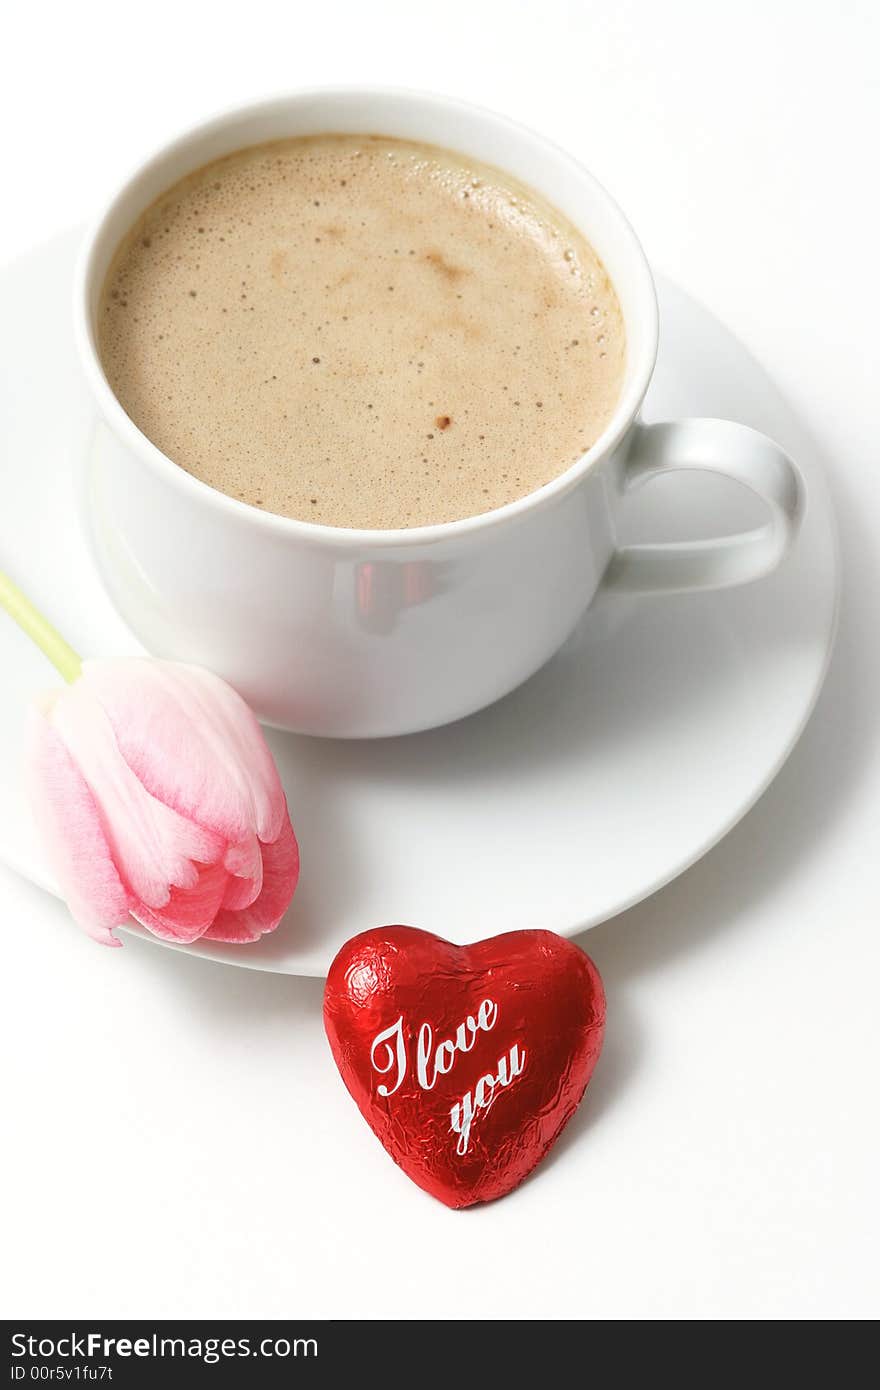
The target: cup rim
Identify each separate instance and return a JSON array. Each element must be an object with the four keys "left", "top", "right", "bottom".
[{"left": 73, "top": 85, "right": 659, "bottom": 549}]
